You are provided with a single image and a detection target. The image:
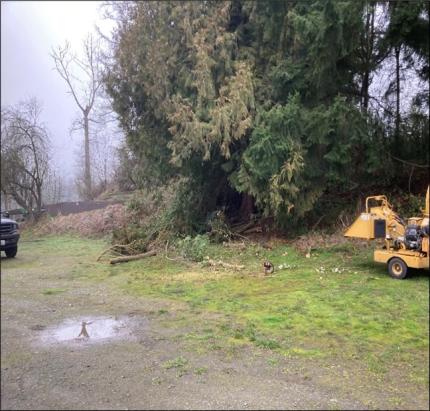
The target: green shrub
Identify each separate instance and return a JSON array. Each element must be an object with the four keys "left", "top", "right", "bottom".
[
  {"left": 392, "top": 192, "right": 426, "bottom": 218},
  {"left": 126, "top": 189, "right": 165, "bottom": 217},
  {"left": 207, "top": 210, "right": 233, "bottom": 243},
  {"left": 177, "top": 234, "right": 209, "bottom": 262}
]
